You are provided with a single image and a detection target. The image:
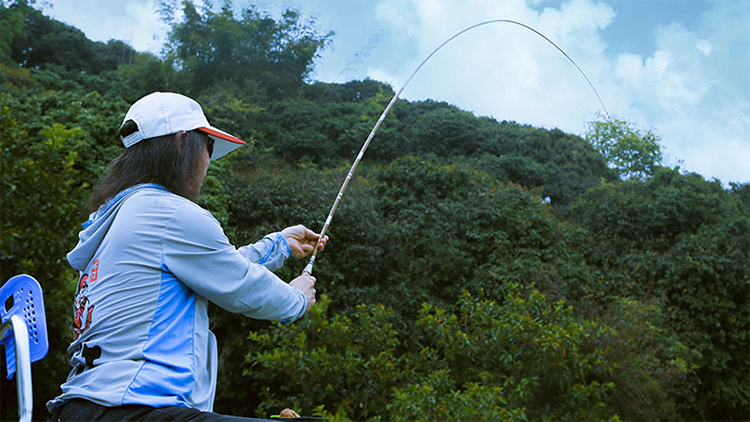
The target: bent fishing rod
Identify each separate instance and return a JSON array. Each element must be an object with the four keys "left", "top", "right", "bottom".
[{"left": 302, "top": 19, "right": 610, "bottom": 276}]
